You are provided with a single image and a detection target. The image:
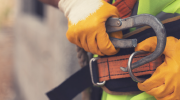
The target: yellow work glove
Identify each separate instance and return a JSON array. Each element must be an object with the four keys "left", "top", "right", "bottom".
[
  {"left": 58, "top": 0, "right": 122, "bottom": 56},
  {"left": 135, "top": 36, "right": 180, "bottom": 100}
]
